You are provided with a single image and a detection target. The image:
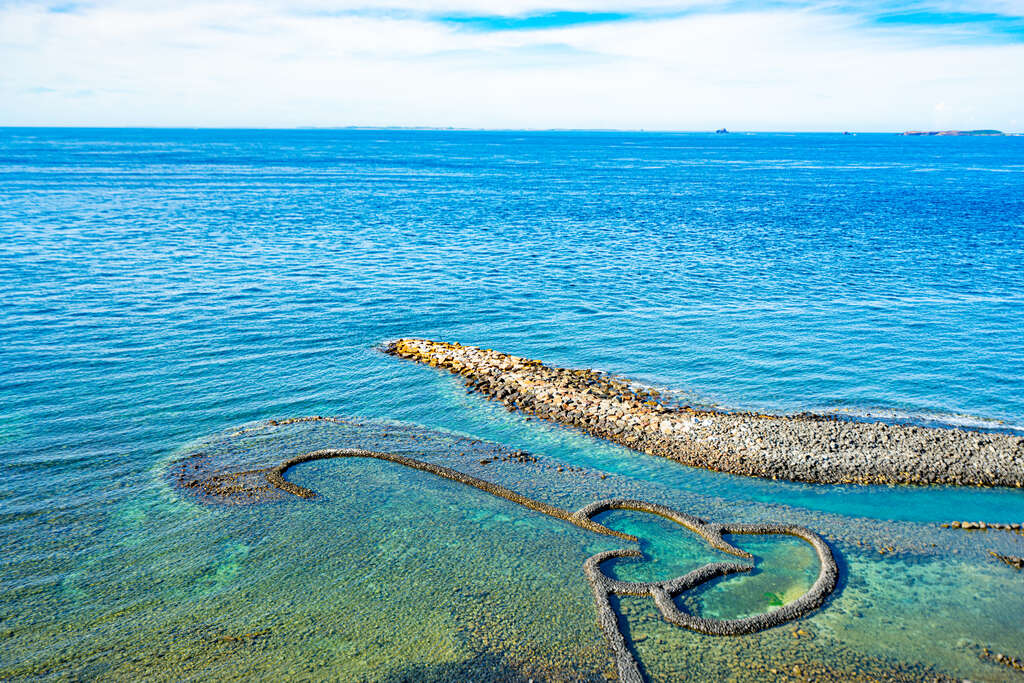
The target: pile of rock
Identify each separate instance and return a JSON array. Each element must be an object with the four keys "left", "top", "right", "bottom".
[
  {"left": 988, "top": 551, "right": 1024, "bottom": 570},
  {"left": 385, "top": 338, "right": 1024, "bottom": 488},
  {"left": 942, "top": 521, "right": 1022, "bottom": 531}
]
